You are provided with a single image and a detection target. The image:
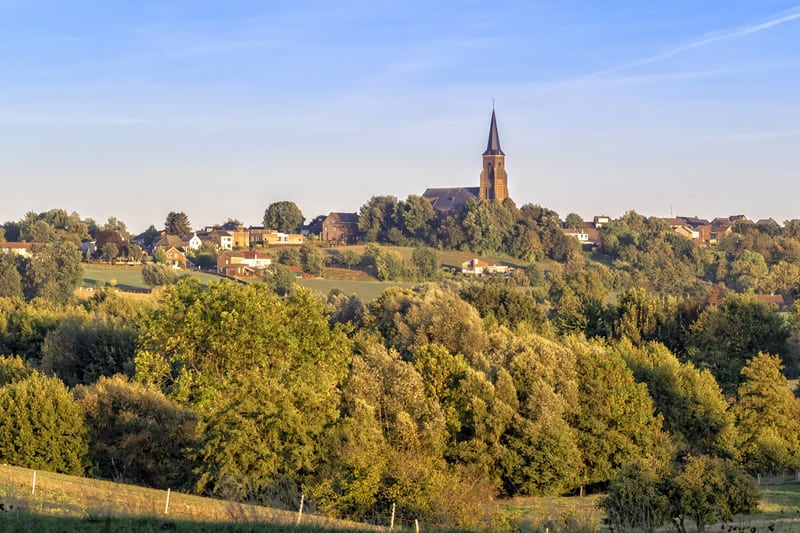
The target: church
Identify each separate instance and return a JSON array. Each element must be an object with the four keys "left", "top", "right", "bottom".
[{"left": 422, "top": 109, "right": 509, "bottom": 213}]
